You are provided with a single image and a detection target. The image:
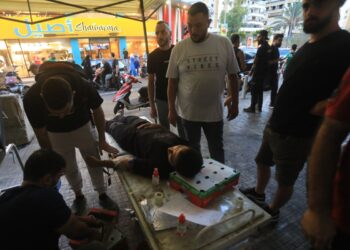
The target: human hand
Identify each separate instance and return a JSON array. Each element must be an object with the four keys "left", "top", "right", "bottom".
[
  {"left": 301, "top": 209, "right": 336, "bottom": 249},
  {"left": 99, "top": 140, "right": 119, "bottom": 155},
  {"left": 168, "top": 109, "right": 177, "bottom": 126},
  {"left": 85, "top": 156, "right": 116, "bottom": 169},
  {"left": 224, "top": 96, "right": 238, "bottom": 121}
]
